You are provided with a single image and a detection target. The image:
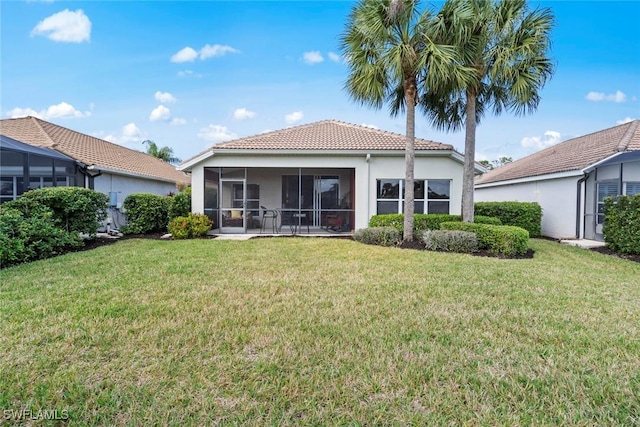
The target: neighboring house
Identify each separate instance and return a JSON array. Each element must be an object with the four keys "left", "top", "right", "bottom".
[
  {"left": 179, "top": 120, "right": 483, "bottom": 233},
  {"left": 0, "top": 116, "right": 189, "bottom": 208},
  {"left": 475, "top": 120, "right": 640, "bottom": 241}
]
